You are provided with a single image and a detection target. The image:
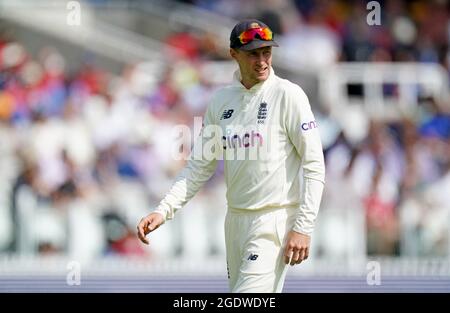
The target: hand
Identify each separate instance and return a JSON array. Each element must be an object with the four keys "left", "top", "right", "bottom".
[
  {"left": 136, "top": 212, "right": 165, "bottom": 245},
  {"left": 283, "top": 231, "right": 311, "bottom": 266}
]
